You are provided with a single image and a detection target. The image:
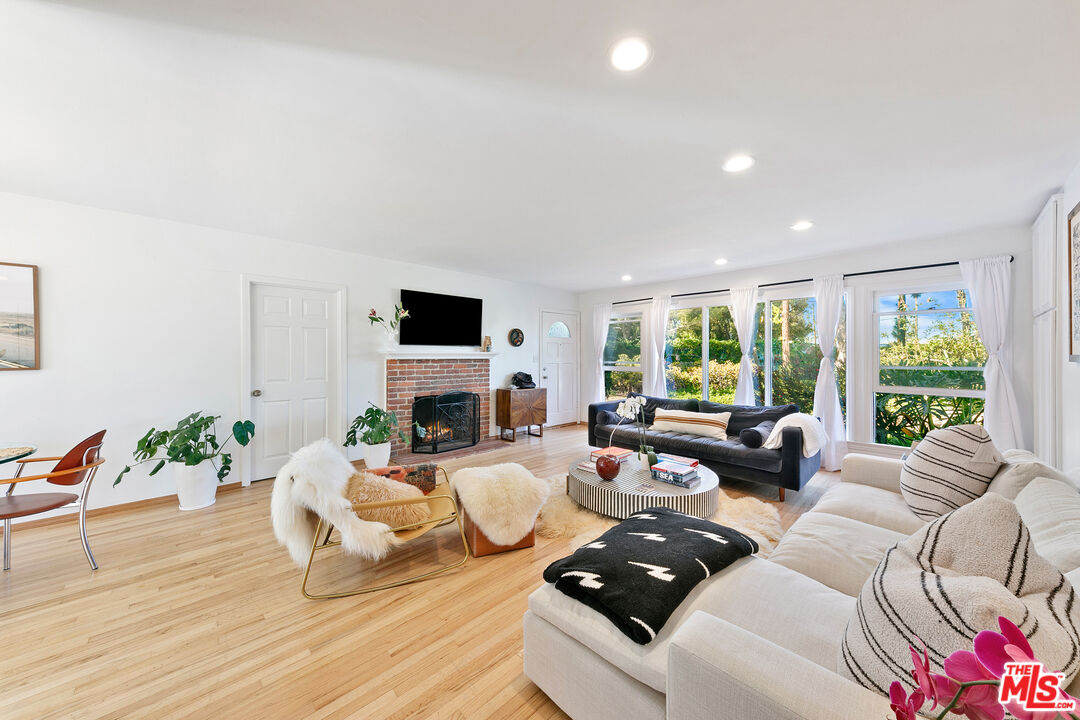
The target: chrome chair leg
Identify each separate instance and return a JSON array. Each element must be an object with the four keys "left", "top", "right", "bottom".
[
  {"left": 78, "top": 471, "right": 98, "bottom": 570},
  {"left": 3, "top": 518, "right": 10, "bottom": 571}
]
